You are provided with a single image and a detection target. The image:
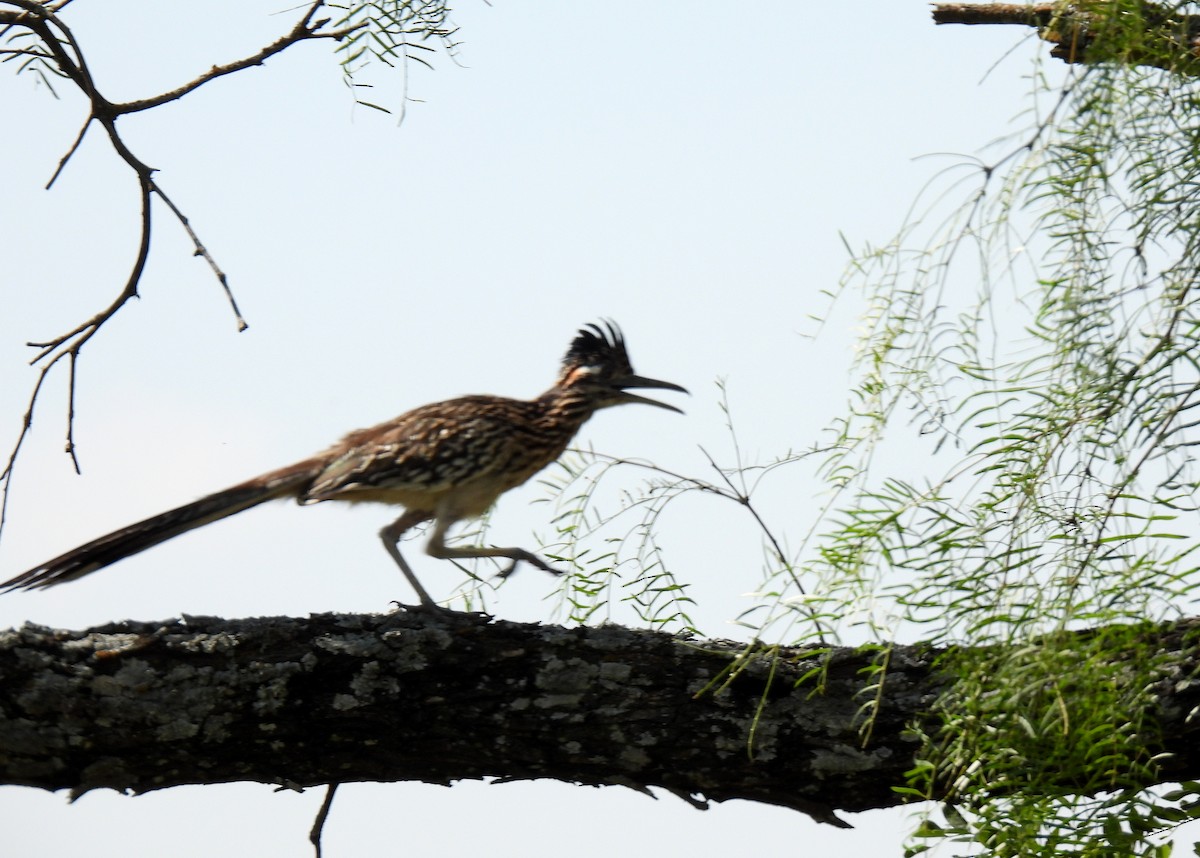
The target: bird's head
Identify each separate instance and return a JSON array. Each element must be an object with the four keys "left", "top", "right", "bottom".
[{"left": 556, "top": 321, "right": 688, "bottom": 413}]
